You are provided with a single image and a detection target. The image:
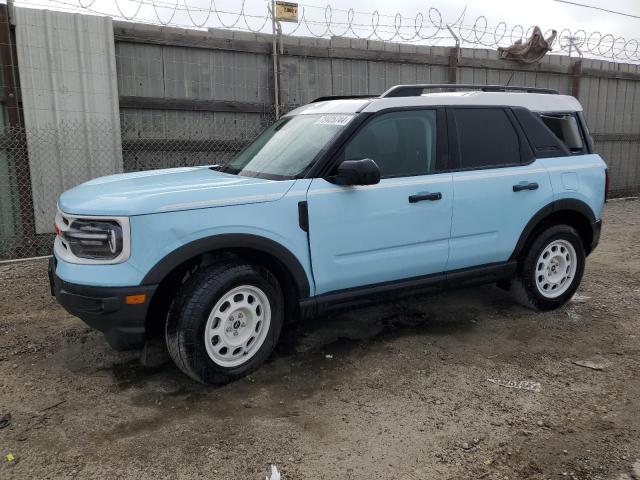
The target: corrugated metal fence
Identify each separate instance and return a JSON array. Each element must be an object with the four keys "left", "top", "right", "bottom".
[
  {"left": 0, "top": 6, "right": 639, "bottom": 260},
  {"left": 113, "top": 22, "right": 640, "bottom": 197}
]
